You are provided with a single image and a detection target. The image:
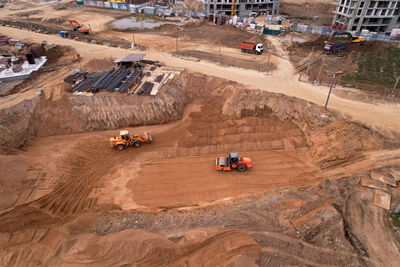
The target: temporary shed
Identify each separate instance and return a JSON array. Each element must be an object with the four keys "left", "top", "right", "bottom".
[{"left": 115, "top": 53, "right": 146, "bottom": 67}]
